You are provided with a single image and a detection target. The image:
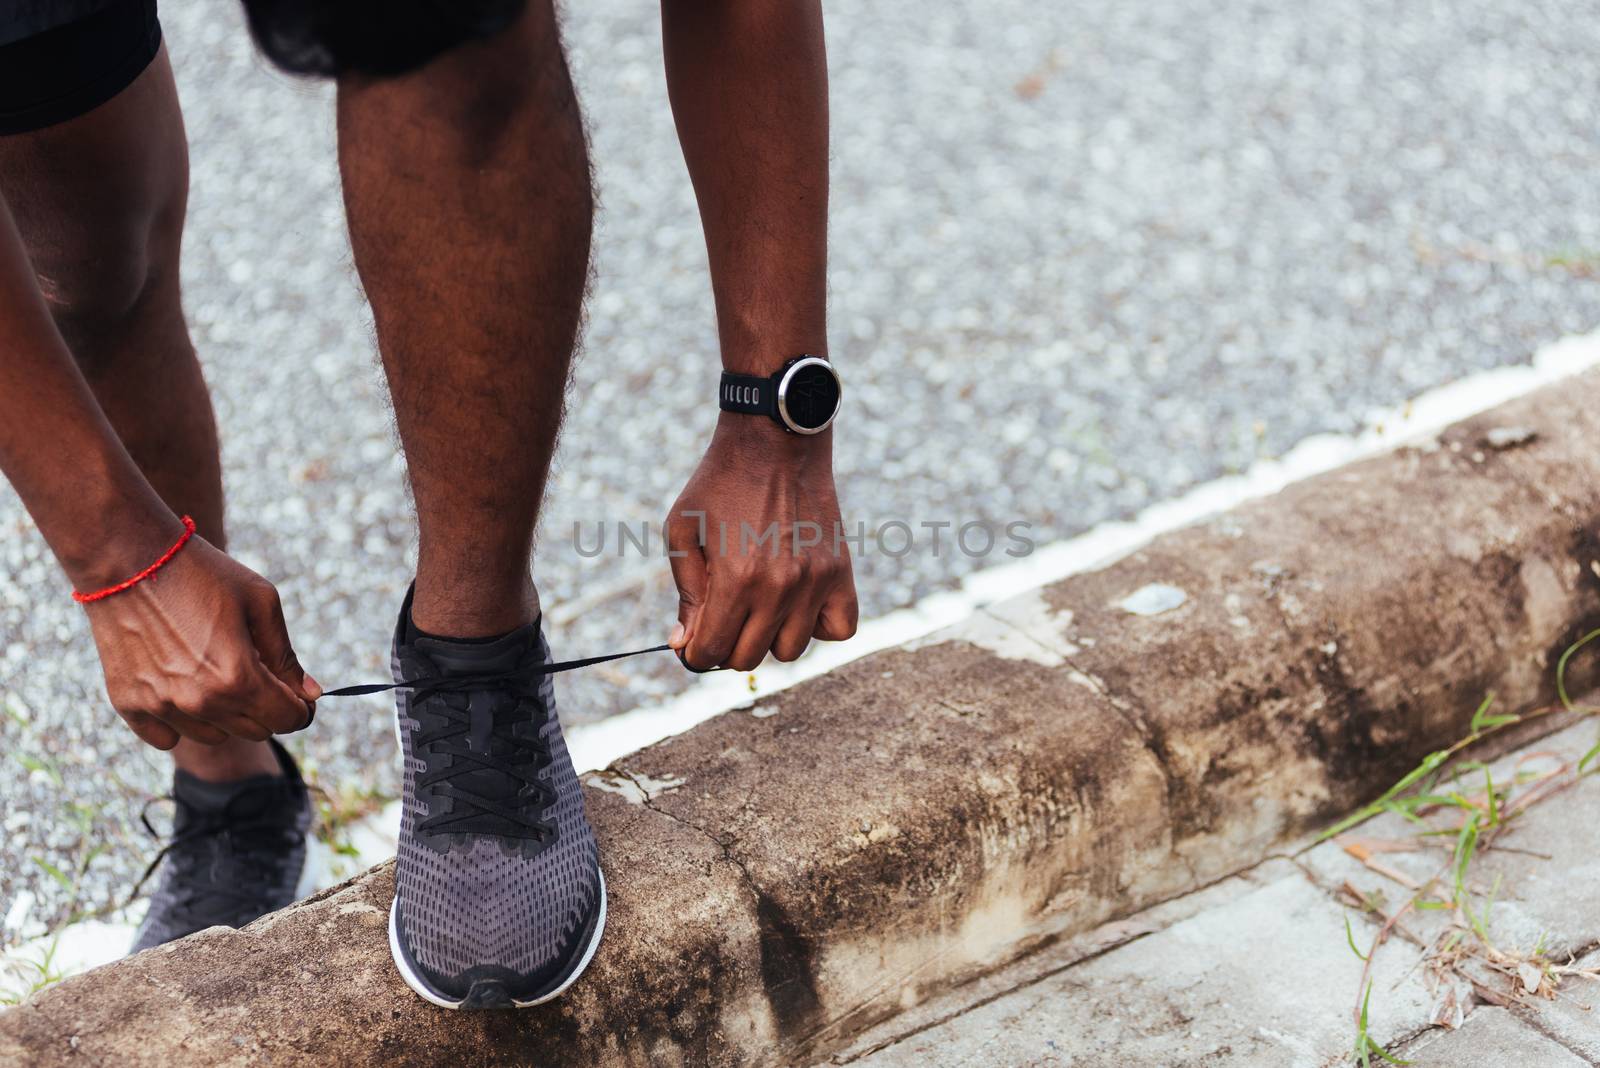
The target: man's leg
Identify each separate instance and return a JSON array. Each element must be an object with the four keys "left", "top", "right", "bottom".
[
  {"left": 0, "top": 45, "right": 278, "bottom": 782},
  {"left": 336, "top": 0, "right": 591, "bottom": 637},
  {"left": 333, "top": 2, "right": 606, "bottom": 1009}
]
